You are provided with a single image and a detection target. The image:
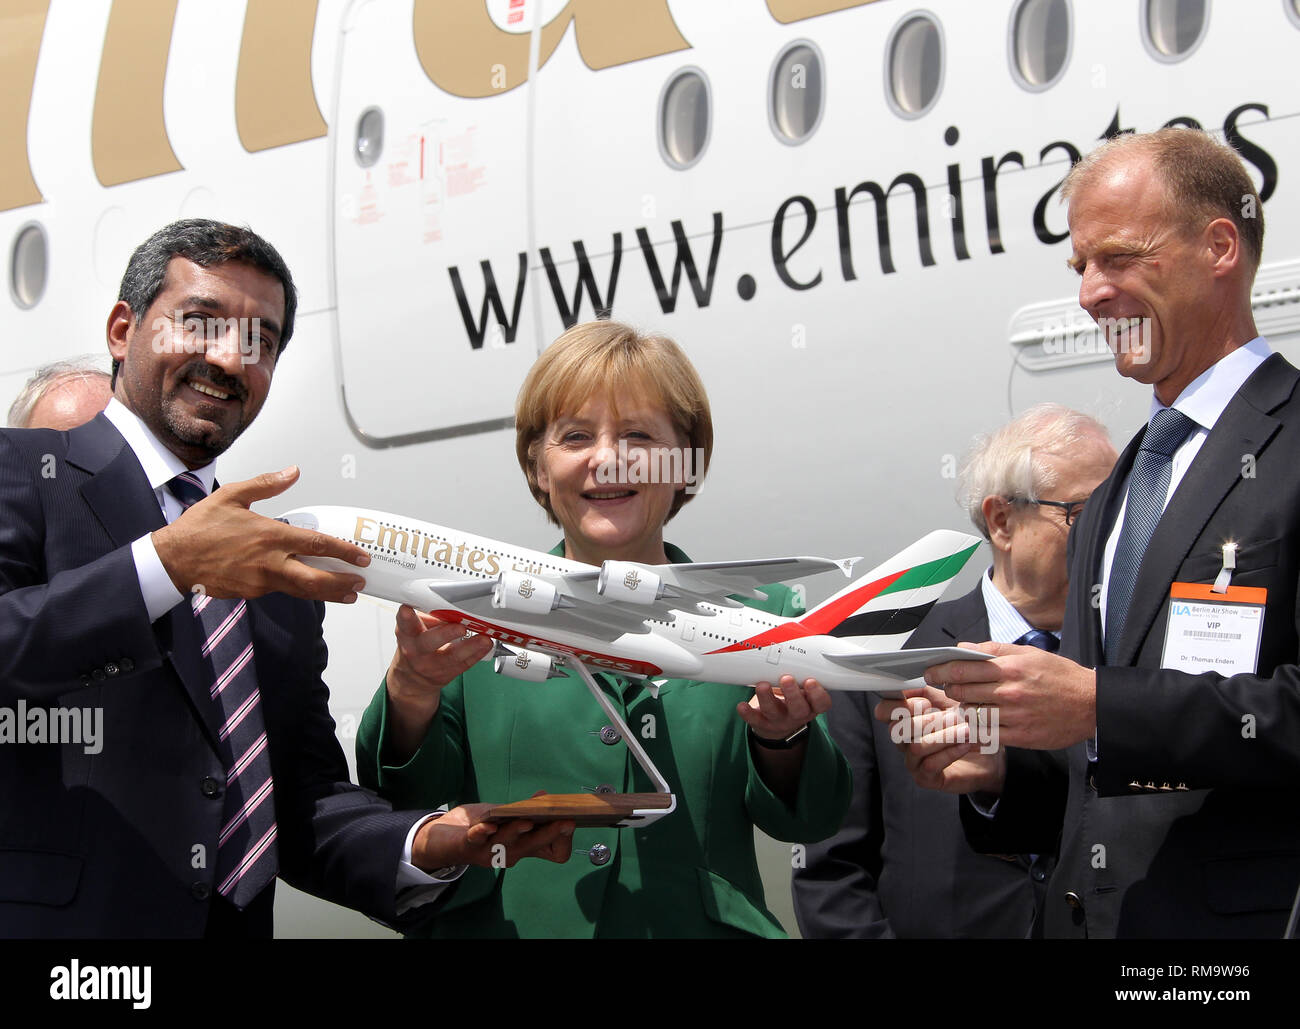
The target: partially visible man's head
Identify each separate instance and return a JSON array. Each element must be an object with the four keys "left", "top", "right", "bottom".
[
  {"left": 8, "top": 358, "right": 113, "bottom": 430},
  {"left": 108, "top": 220, "right": 296, "bottom": 468},
  {"left": 960, "top": 404, "right": 1117, "bottom": 631}
]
